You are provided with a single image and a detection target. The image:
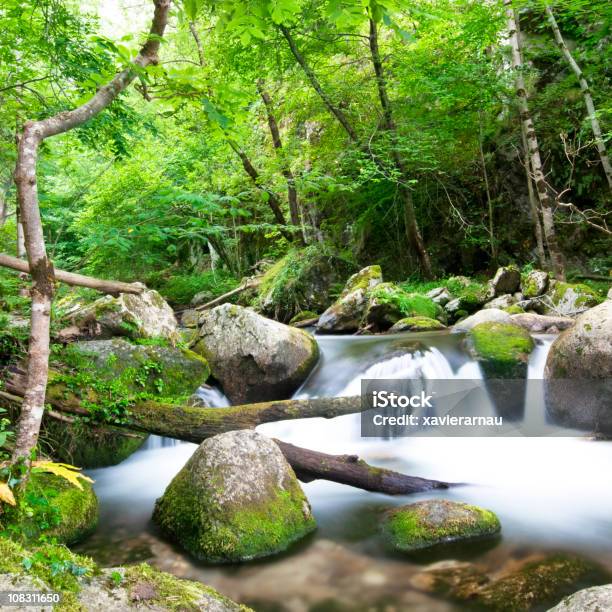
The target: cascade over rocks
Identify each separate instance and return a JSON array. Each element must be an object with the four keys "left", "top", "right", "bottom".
[
  {"left": 153, "top": 430, "right": 316, "bottom": 563},
  {"left": 545, "top": 300, "right": 612, "bottom": 432},
  {"left": 64, "top": 289, "right": 178, "bottom": 341},
  {"left": 193, "top": 304, "right": 318, "bottom": 403}
]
